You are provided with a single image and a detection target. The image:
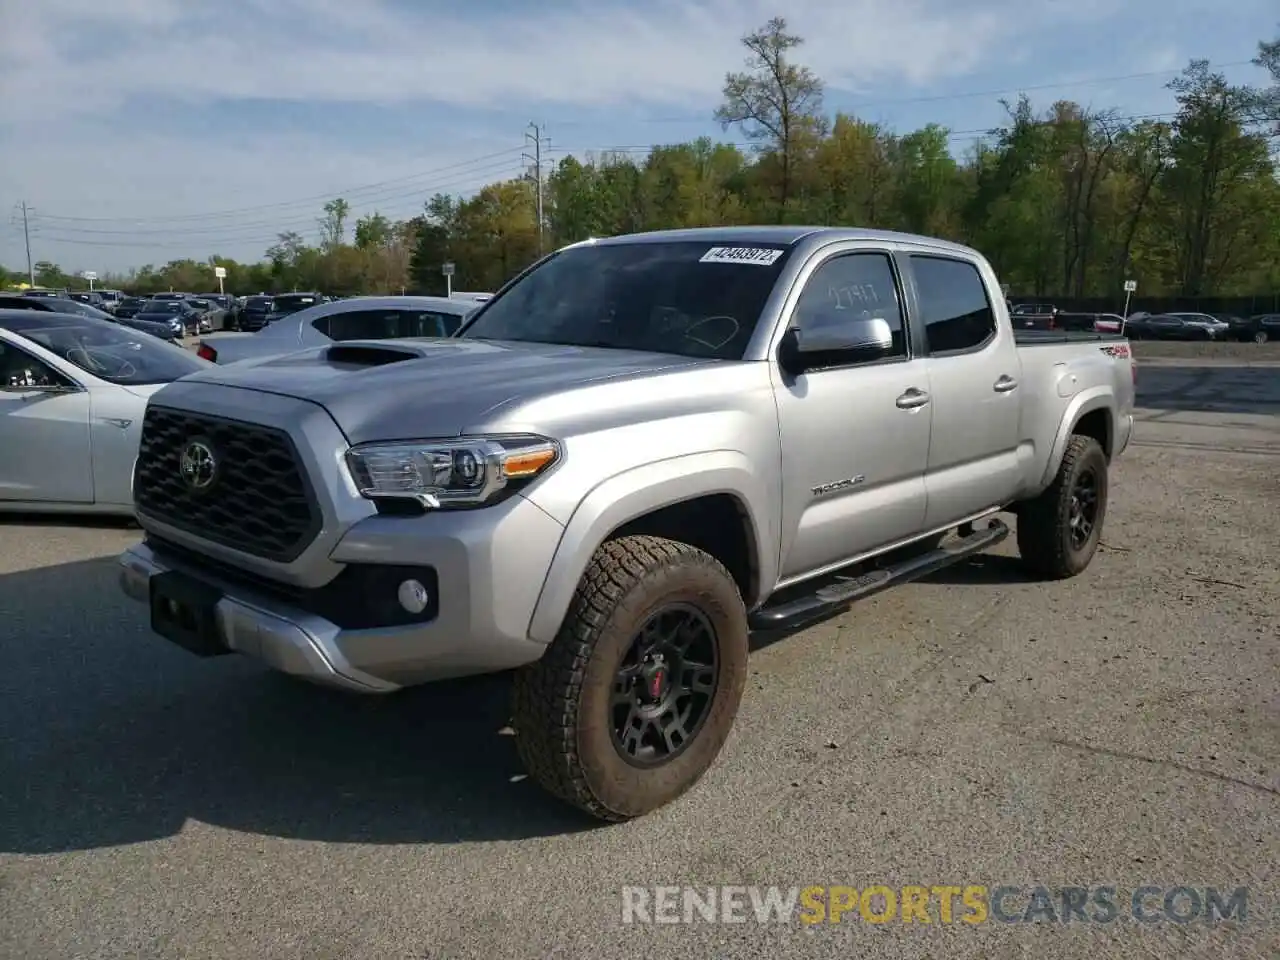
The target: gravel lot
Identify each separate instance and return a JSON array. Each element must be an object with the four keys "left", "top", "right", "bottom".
[{"left": 1, "top": 349, "right": 1276, "bottom": 959}]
